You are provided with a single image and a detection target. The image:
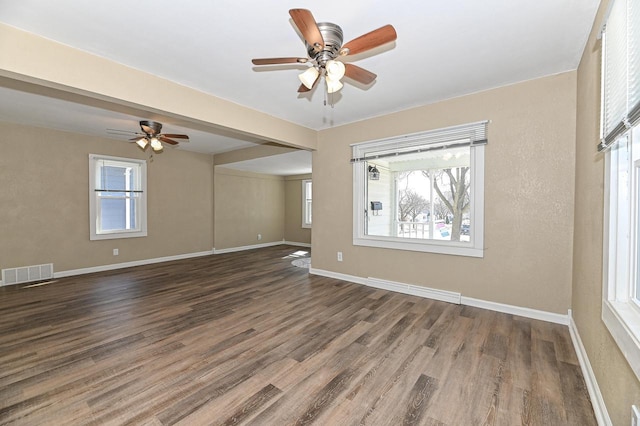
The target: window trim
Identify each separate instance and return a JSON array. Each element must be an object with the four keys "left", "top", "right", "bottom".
[
  {"left": 602, "top": 134, "right": 640, "bottom": 380},
  {"left": 352, "top": 128, "right": 485, "bottom": 258},
  {"left": 302, "top": 179, "right": 312, "bottom": 229},
  {"left": 89, "top": 154, "right": 148, "bottom": 241},
  {"left": 599, "top": 0, "right": 640, "bottom": 380}
]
